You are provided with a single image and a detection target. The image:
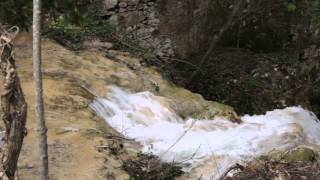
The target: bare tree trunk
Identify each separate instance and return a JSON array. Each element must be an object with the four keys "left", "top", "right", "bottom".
[
  {"left": 187, "top": 0, "right": 244, "bottom": 86},
  {"left": 33, "top": 0, "right": 49, "bottom": 179},
  {"left": 0, "top": 26, "right": 28, "bottom": 180}
]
